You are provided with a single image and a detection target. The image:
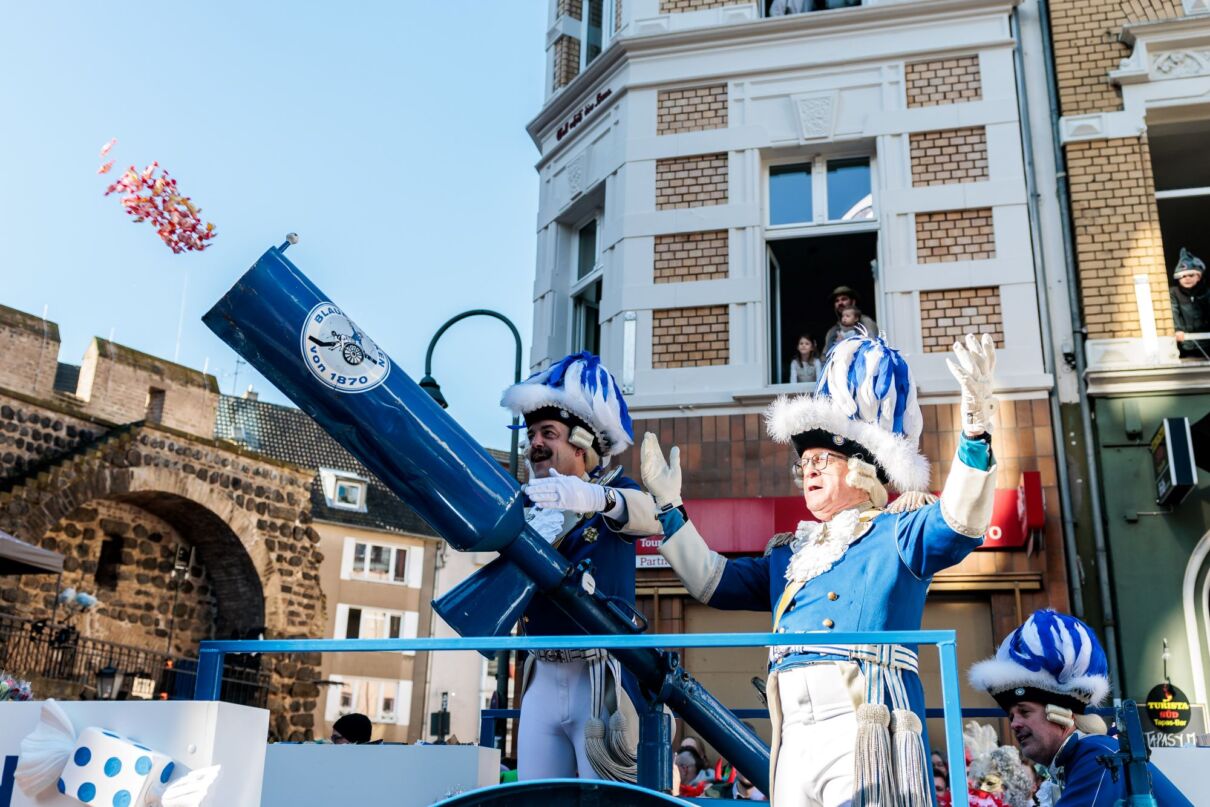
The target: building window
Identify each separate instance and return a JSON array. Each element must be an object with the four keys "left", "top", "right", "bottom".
[
  {"left": 95, "top": 533, "right": 124, "bottom": 590},
  {"left": 577, "top": 218, "right": 599, "bottom": 279},
  {"left": 319, "top": 468, "right": 370, "bottom": 513},
  {"left": 768, "top": 156, "right": 873, "bottom": 228},
  {"left": 145, "top": 387, "right": 166, "bottom": 424},
  {"left": 570, "top": 212, "right": 604, "bottom": 354},
  {"left": 1149, "top": 120, "right": 1210, "bottom": 359},
  {"left": 572, "top": 279, "right": 602, "bottom": 354},
  {"left": 335, "top": 603, "right": 420, "bottom": 655},
  {"left": 343, "top": 539, "right": 417, "bottom": 586},
  {"left": 581, "top": 0, "right": 616, "bottom": 70},
  {"left": 762, "top": 0, "right": 862, "bottom": 16},
  {"left": 325, "top": 675, "right": 412, "bottom": 726},
  {"left": 334, "top": 479, "right": 364, "bottom": 509},
  {"left": 765, "top": 153, "right": 878, "bottom": 385}
]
